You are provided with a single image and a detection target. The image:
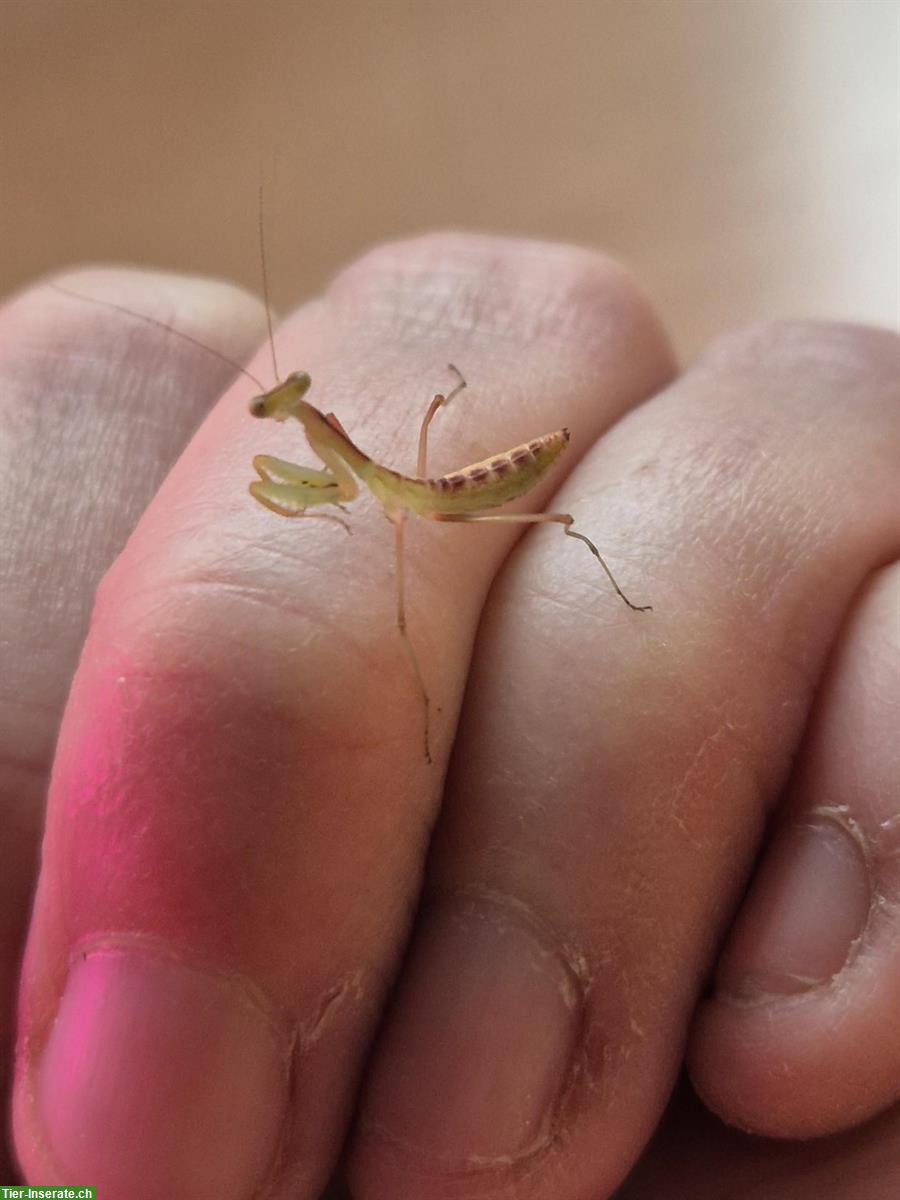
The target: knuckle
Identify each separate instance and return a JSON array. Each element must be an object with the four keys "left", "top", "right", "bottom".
[
  {"left": 327, "top": 232, "right": 670, "bottom": 360},
  {"left": 697, "top": 319, "right": 900, "bottom": 385}
]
